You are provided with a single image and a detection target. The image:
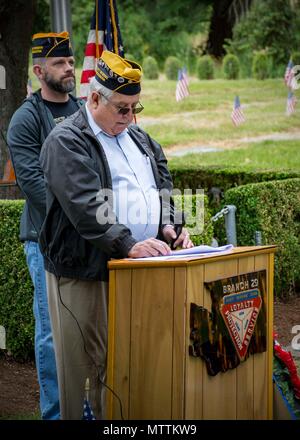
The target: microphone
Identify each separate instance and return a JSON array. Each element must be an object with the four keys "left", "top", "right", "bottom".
[{"left": 170, "top": 225, "right": 183, "bottom": 250}]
